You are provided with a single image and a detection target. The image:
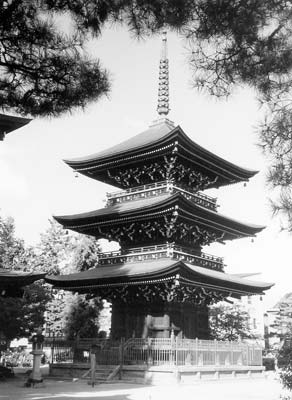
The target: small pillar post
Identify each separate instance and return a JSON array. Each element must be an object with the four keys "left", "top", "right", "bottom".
[
  {"left": 90, "top": 351, "right": 96, "bottom": 387},
  {"left": 26, "top": 329, "right": 44, "bottom": 387}
]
